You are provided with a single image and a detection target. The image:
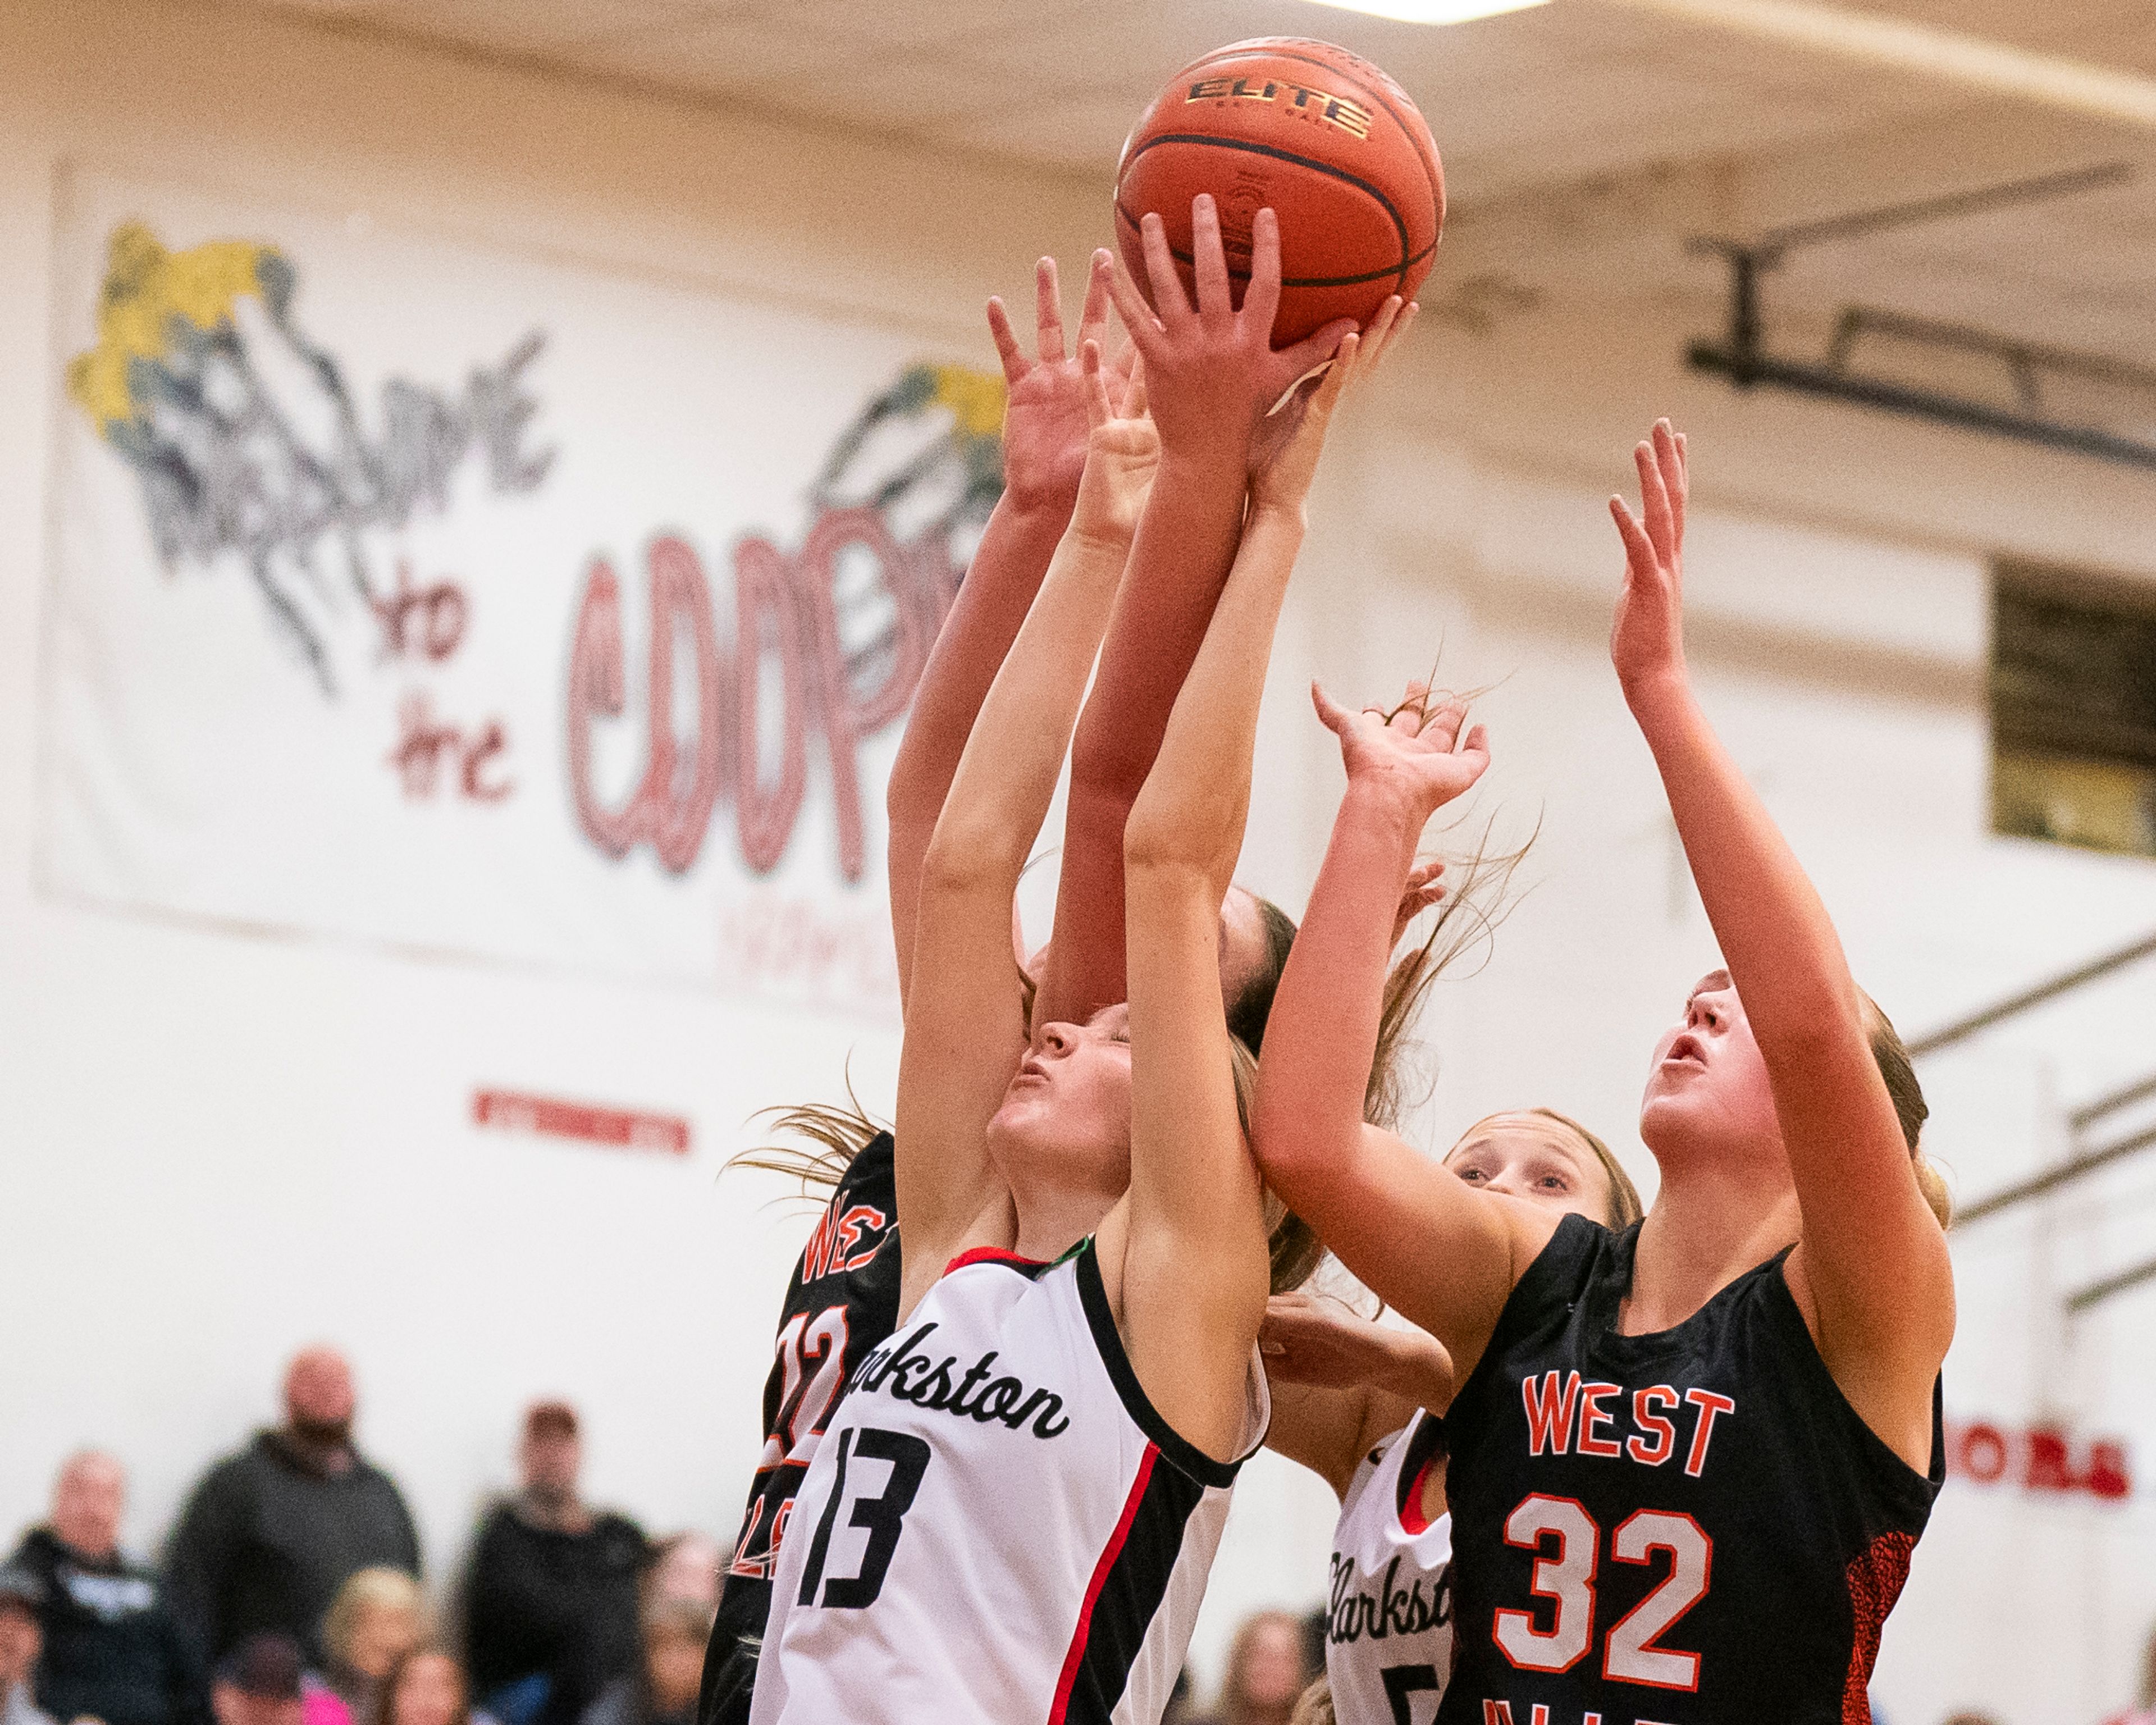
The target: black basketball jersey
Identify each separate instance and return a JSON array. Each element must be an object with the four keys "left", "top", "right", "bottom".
[
  {"left": 700, "top": 1131, "right": 901, "bottom": 1725},
  {"left": 1438, "top": 1215, "right": 1943, "bottom": 1725}
]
